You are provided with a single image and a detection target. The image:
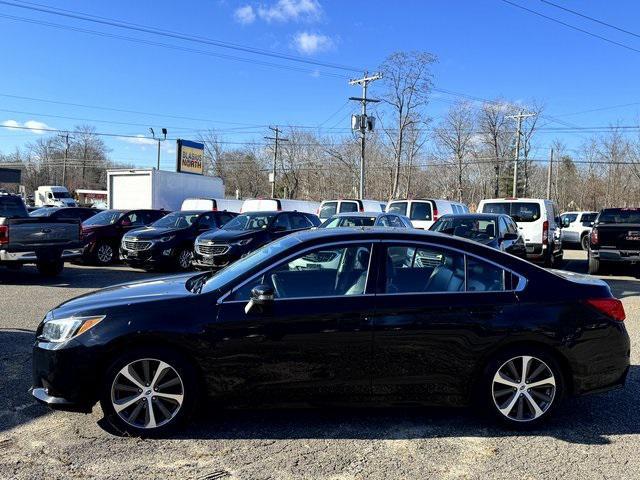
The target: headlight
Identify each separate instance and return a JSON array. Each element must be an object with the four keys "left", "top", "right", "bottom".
[
  {"left": 39, "top": 315, "right": 105, "bottom": 343},
  {"left": 160, "top": 235, "right": 176, "bottom": 242},
  {"left": 236, "top": 238, "right": 253, "bottom": 246}
]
